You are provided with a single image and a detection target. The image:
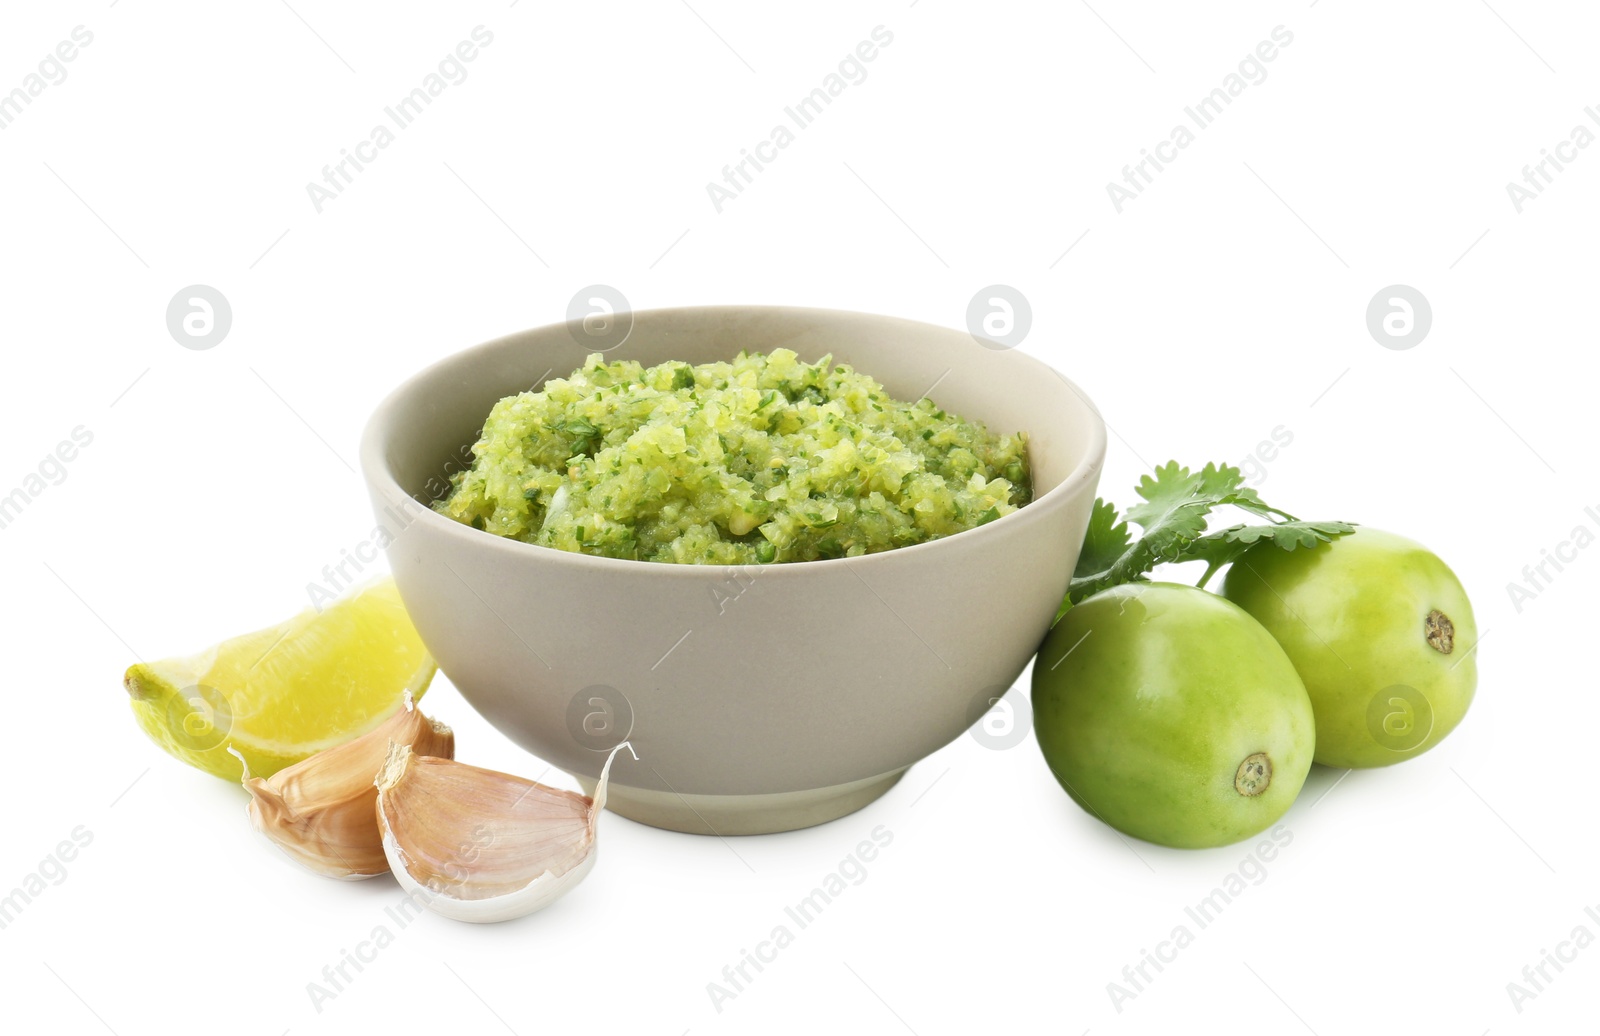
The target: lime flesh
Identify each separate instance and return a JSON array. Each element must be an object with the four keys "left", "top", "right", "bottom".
[{"left": 124, "top": 578, "right": 436, "bottom": 781}]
